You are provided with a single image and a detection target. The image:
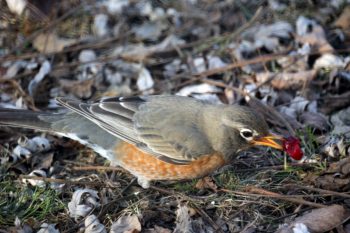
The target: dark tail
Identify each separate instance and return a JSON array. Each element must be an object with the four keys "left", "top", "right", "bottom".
[{"left": 0, "top": 108, "right": 56, "bottom": 131}]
